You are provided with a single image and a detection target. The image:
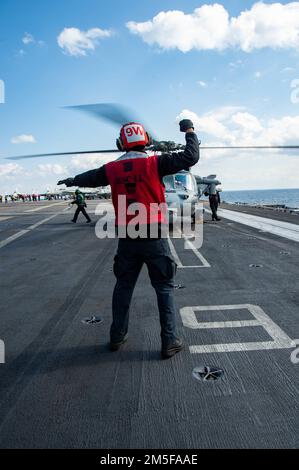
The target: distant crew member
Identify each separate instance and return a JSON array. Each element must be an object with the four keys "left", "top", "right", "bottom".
[
  {"left": 58, "top": 119, "right": 199, "bottom": 359},
  {"left": 71, "top": 189, "right": 91, "bottom": 223},
  {"left": 205, "top": 185, "right": 221, "bottom": 221}
]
